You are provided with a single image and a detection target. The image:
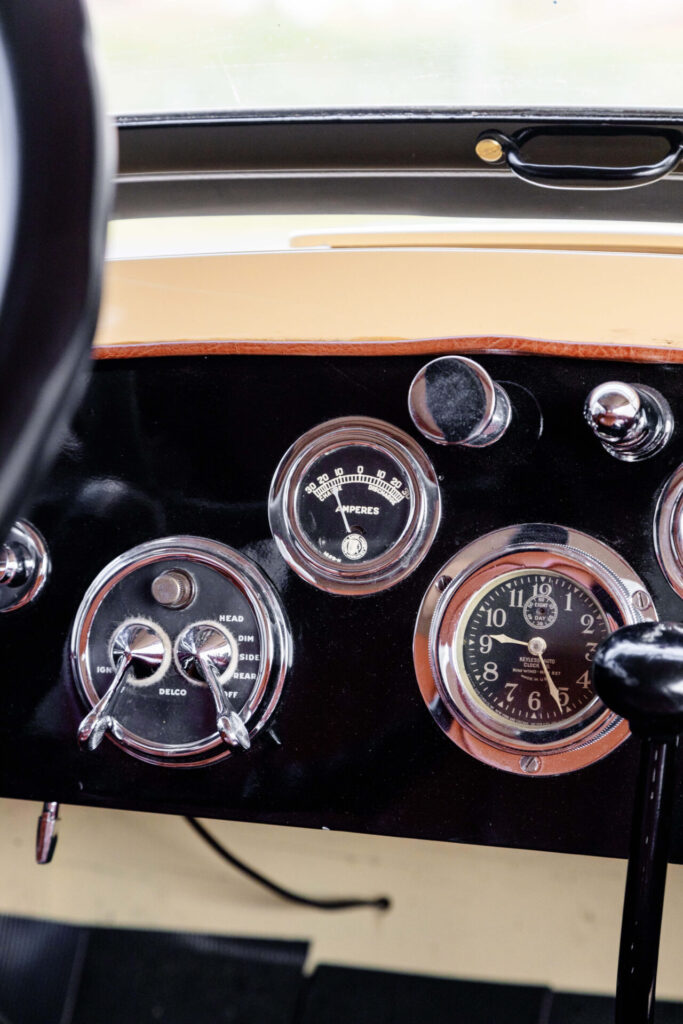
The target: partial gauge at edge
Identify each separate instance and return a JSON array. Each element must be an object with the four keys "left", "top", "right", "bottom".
[
  {"left": 269, "top": 417, "right": 441, "bottom": 595},
  {"left": 414, "top": 525, "right": 657, "bottom": 776}
]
